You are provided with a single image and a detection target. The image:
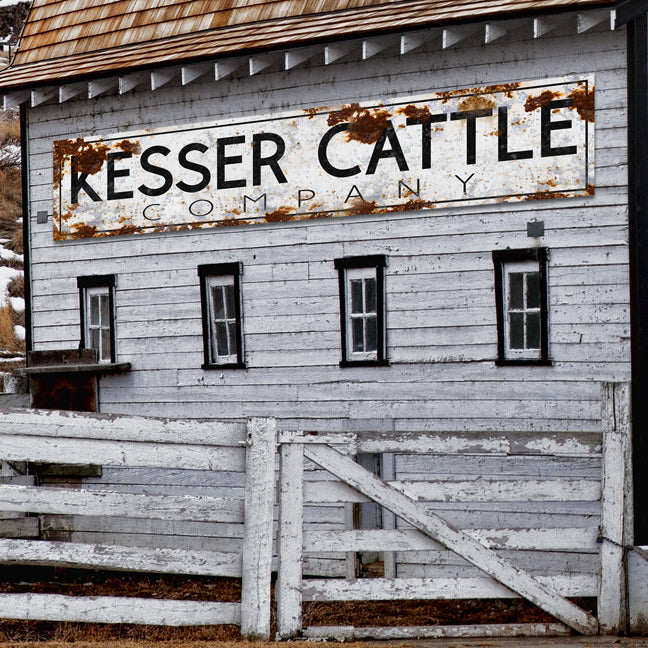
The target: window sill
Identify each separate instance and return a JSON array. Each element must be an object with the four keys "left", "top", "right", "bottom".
[
  {"left": 340, "top": 359, "right": 390, "bottom": 368},
  {"left": 202, "top": 362, "right": 247, "bottom": 370},
  {"left": 495, "top": 358, "right": 553, "bottom": 367},
  {"left": 16, "top": 362, "right": 132, "bottom": 376}
]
